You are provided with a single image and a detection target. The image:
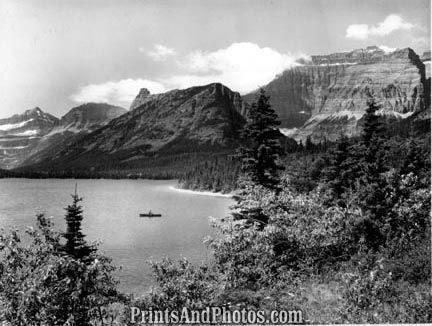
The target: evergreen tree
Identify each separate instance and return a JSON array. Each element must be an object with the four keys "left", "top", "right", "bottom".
[
  {"left": 352, "top": 99, "right": 389, "bottom": 249},
  {"left": 361, "top": 99, "right": 388, "bottom": 174},
  {"left": 305, "top": 136, "right": 314, "bottom": 152},
  {"left": 298, "top": 140, "right": 304, "bottom": 152},
  {"left": 341, "top": 99, "right": 388, "bottom": 188},
  {"left": 232, "top": 90, "right": 285, "bottom": 225},
  {"left": 62, "top": 185, "right": 94, "bottom": 261},
  {"left": 362, "top": 99, "right": 385, "bottom": 147},
  {"left": 324, "top": 134, "right": 351, "bottom": 199},
  {"left": 239, "top": 89, "right": 285, "bottom": 190},
  {"left": 400, "top": 127, "right": 425, "bottom": 176}
]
